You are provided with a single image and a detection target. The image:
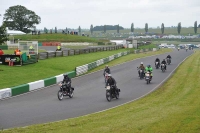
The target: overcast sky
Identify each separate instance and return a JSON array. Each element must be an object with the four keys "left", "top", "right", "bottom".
[{"left": 0, "top": 0, "right": 200, "bottom": 29}]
